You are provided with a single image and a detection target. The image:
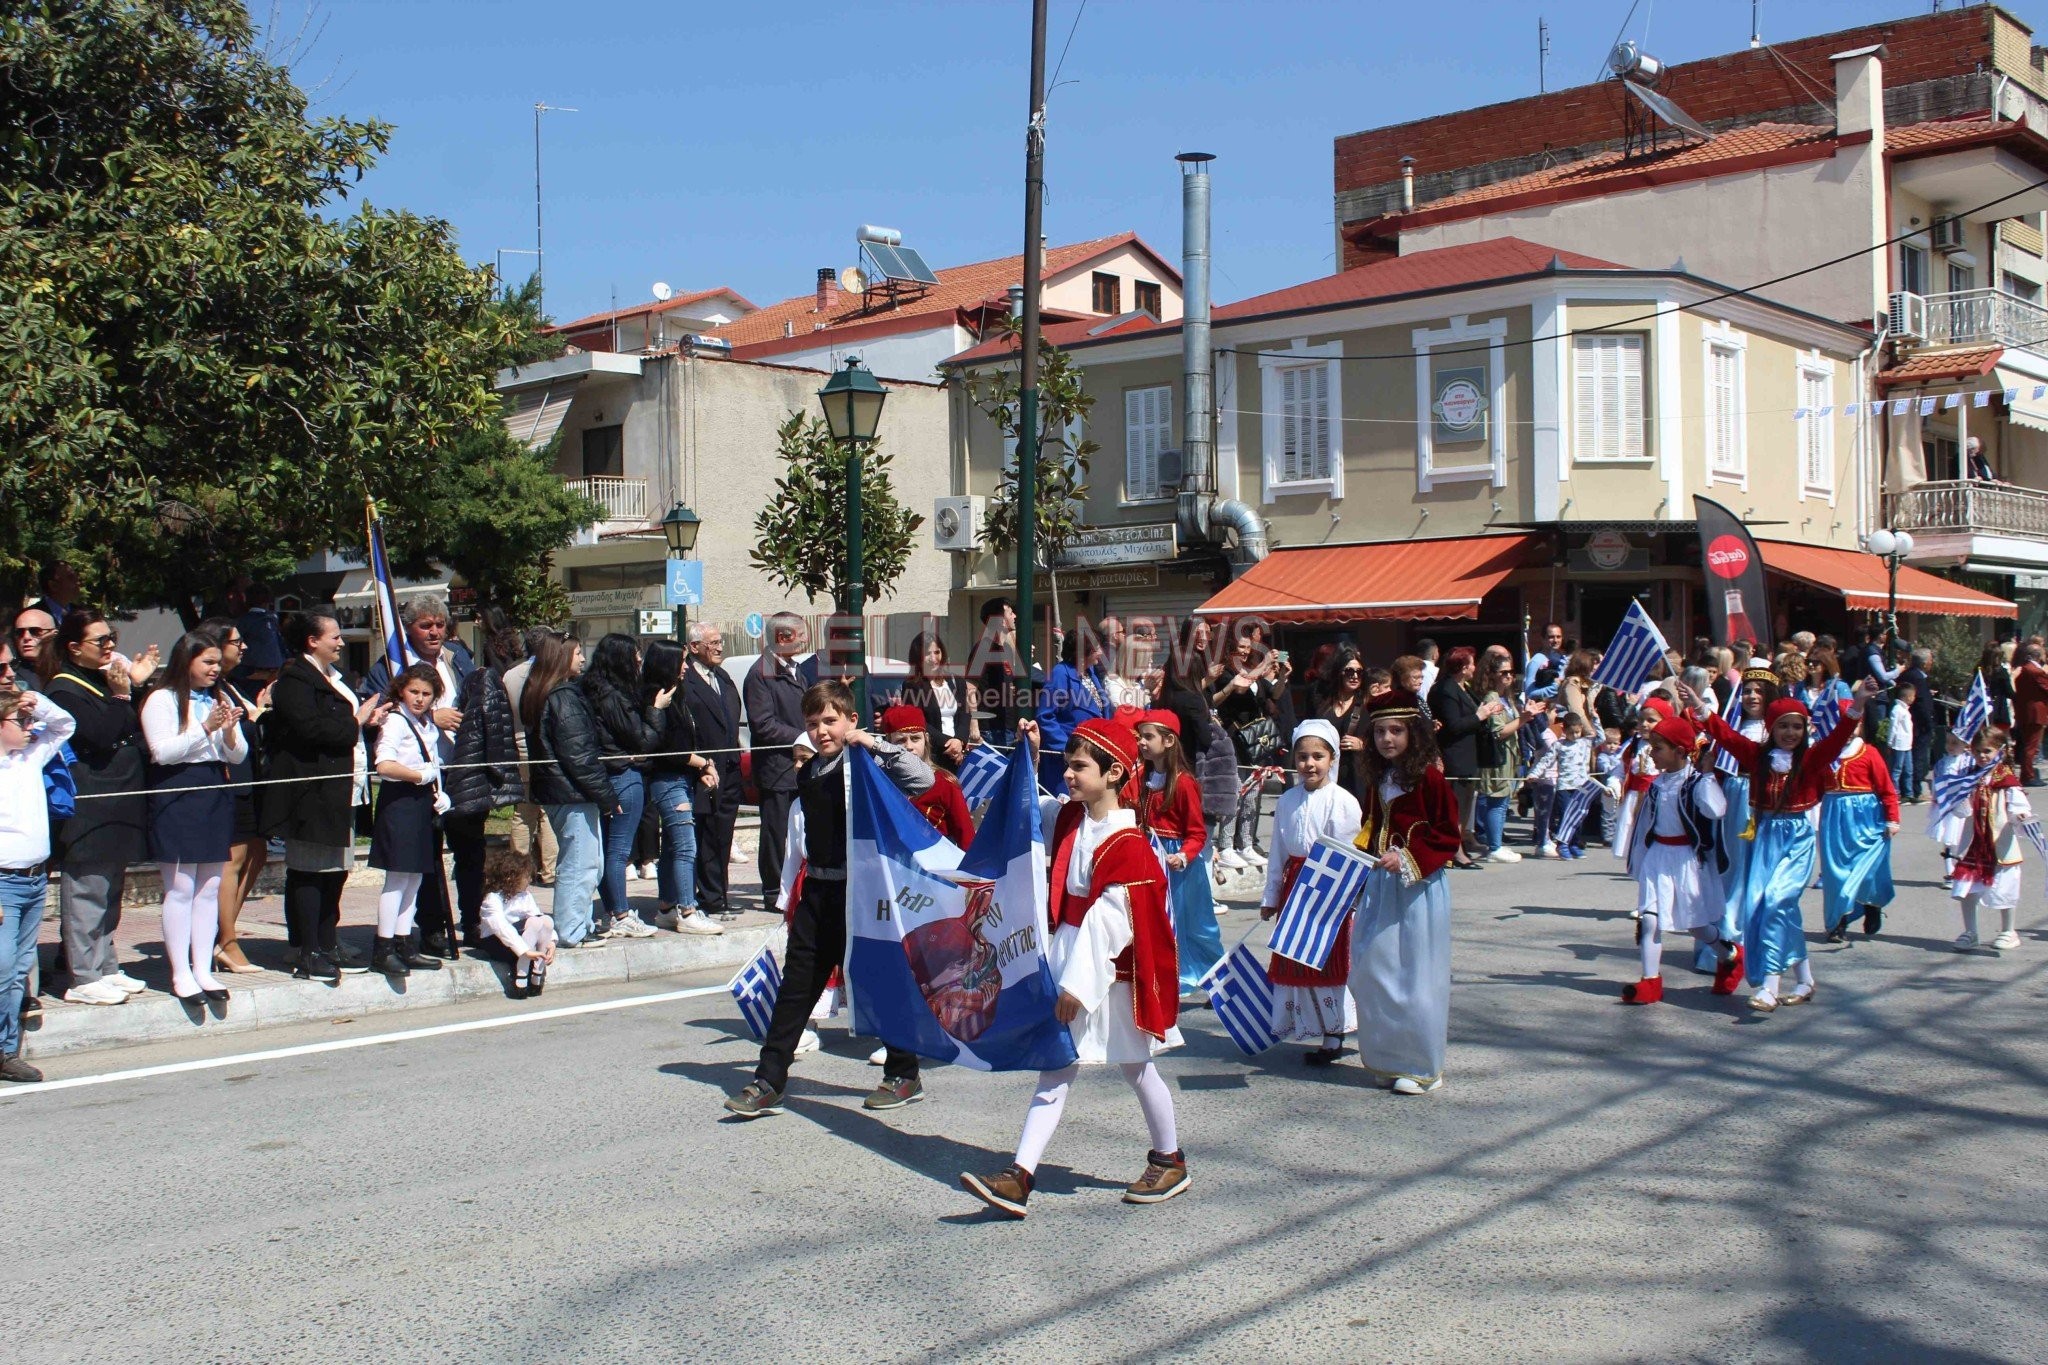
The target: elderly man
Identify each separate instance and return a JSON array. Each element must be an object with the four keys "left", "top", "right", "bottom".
[
  {"left": 684, "top": 622, "right": 745, "bottom": 918},
  {"left": 745, "top": 614, "right": 809, "bottom": 914},
  {"left": 8, "top": 608, "right": 55, "bottom": 691},
  {"left": 29, "top": 562, "right": 78, "bottom": 627}
]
